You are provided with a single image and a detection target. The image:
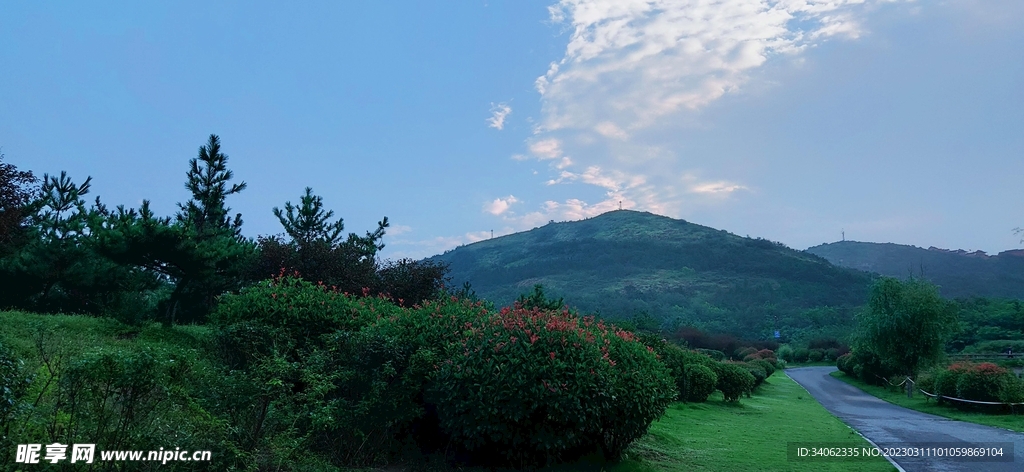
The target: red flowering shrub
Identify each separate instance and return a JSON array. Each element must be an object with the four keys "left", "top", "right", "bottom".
[
  {"left": 931, "top": 362, "right": 1024, "bottom": 406},
  {"left": 954, "top": 362, "right": 1010, "bottom": 403},
  {"left": 735, "top": 347, "right": 757, "bottom": 359},
  {"left": 429, "top": 304, "right": 674, "bottom": 466}
]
